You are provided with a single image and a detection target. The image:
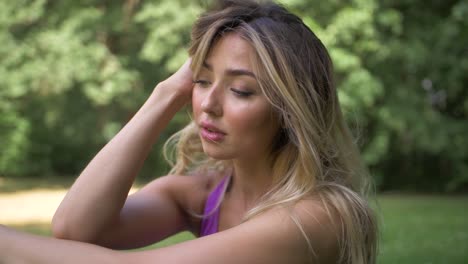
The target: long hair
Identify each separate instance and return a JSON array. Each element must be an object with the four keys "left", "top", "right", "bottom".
[{"left": 164, "top": 0, "right": 378, "bottom": 263}]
